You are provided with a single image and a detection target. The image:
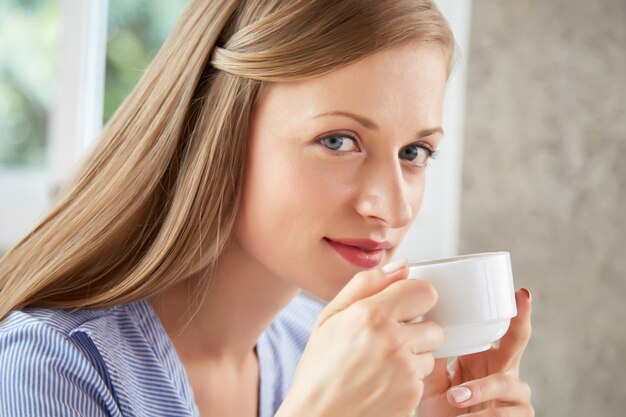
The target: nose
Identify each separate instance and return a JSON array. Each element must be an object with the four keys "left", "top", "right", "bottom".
[{"left": 353, "top": 158, "right": 417, "bottom": 229}]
